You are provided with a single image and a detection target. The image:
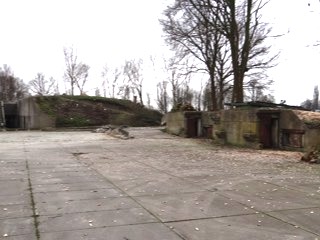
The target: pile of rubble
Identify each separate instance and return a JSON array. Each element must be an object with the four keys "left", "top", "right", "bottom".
[
  {"left": 92, "top": 125, "right": 134, "bottom": 140},
  {"left": 301, "top": 147, "right": 320, "bottom": 164}
]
